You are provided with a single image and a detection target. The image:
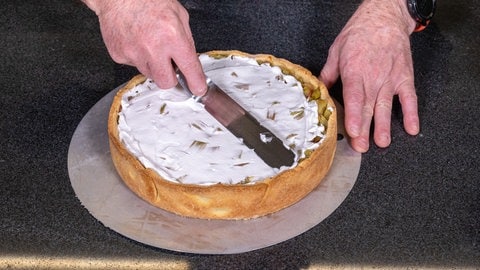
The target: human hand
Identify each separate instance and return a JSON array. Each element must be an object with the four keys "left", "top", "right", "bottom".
[
  {"left": 82, "top": 0, "right": 207, "bottom": 95},
  {"left": 320, "top": 0, "right": 420, "bottom": 153}
]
